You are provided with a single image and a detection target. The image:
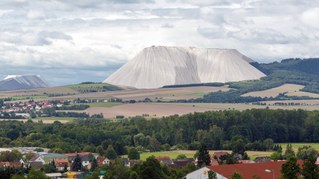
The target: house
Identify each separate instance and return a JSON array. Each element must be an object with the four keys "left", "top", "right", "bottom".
[
  {"left": 0, "top": 162, "right": 22, "bottom": 168},
  {"left": 15, "top": 113, "right": 30, "bottom": 118},
  {"left": 122, "top": 158, "right": 130, "bottom": 167},
  {"left": 98, "top": 157, "right": 110, "bottom": 167},
  {"left": 30, "top": 156, "right": 45, "bottom": 165},
  {"left": 209, "top": 151, "right": 230, "bottom": 166},
  {"left": 128, "top": 160, "right": 142, "bottom": 168},
  {"left": 66, "top": 152, "right": 97, "bottom": 167},
  {"left": 156, "top": 156, "right": 174, "bottom": 166},
  {"left": 45, "top": 173, "right": 64, "bottom": 179},
  {"left": 38, "top": 153, "right": 68, "bottom": 164},
  {"left": 254, "top": 157, "right": 272, "bottom": 163},
  {"left": 29, "top": 161, "right": 44, "bottom": 169},
  {"left": 54, "top": 159, "right": 69, "bottom": 171},
  {"left": 172, "top": 158, "right": 194, "bottom": 168},
  {"left": 186, "top": 160, "right": 304, "bottom": 179}
]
